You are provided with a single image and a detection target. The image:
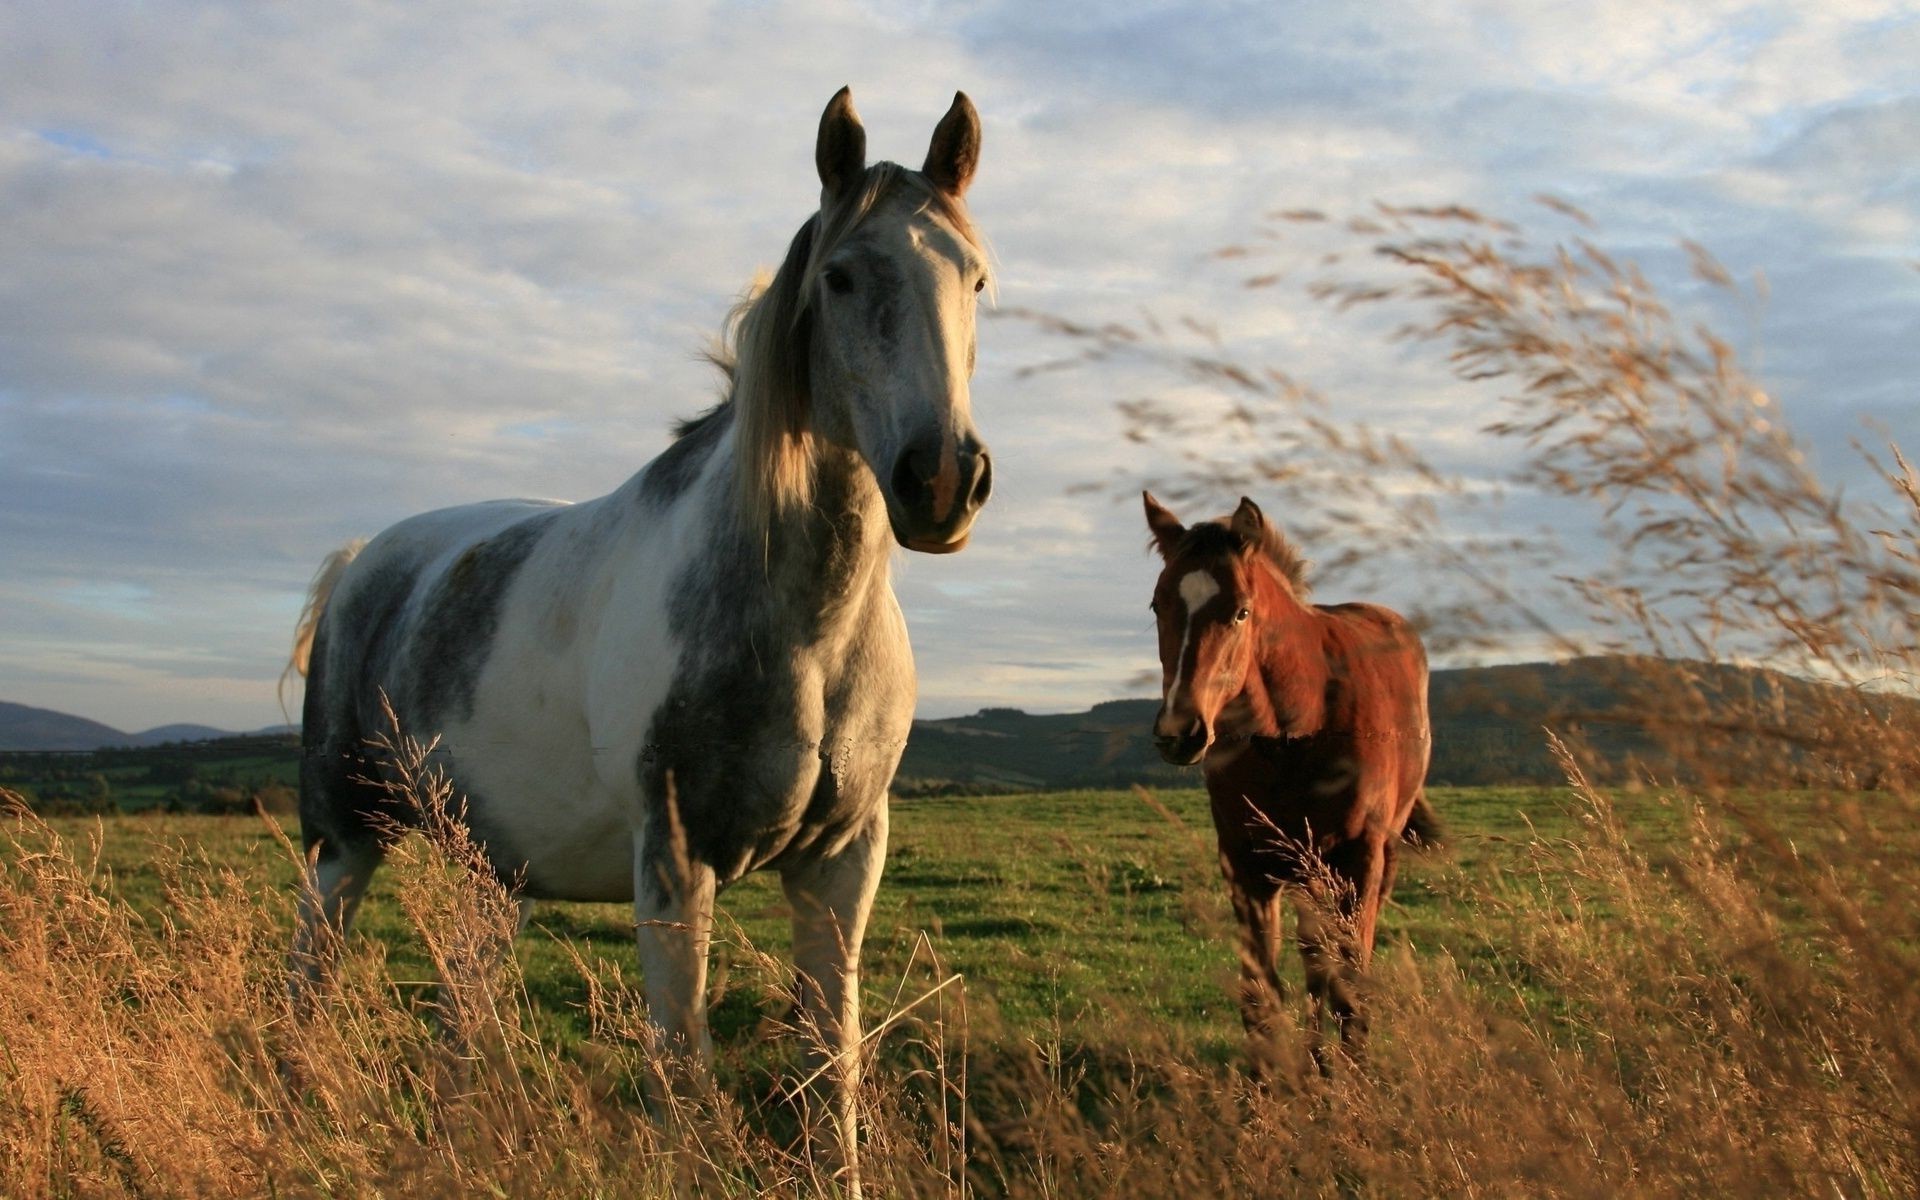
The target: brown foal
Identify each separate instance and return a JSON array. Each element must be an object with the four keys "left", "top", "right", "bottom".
[{"left": 1145, "top": 493, "right": 1437, "bottom": 1071}]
